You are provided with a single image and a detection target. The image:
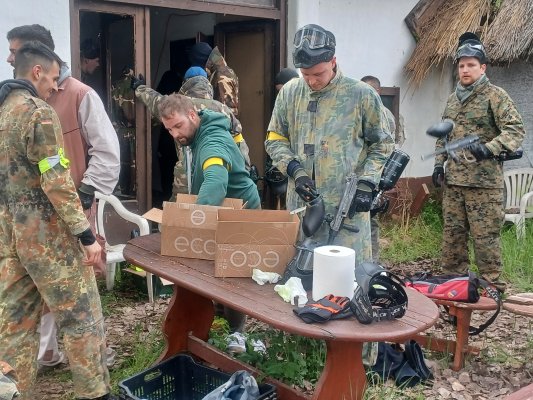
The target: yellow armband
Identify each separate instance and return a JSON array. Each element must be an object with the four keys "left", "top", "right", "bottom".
[
  {"left": 233, "top": 133, "right": 244, "bottom": 143},
  {"left": 38, "top": 148, "right": 70, "bottom": 174},
  {"left": 203, "top": 157, "right": 229, "bottom": 171},
  {"left": 266, "top": 131, "right": 288, "bottom": 141}
]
